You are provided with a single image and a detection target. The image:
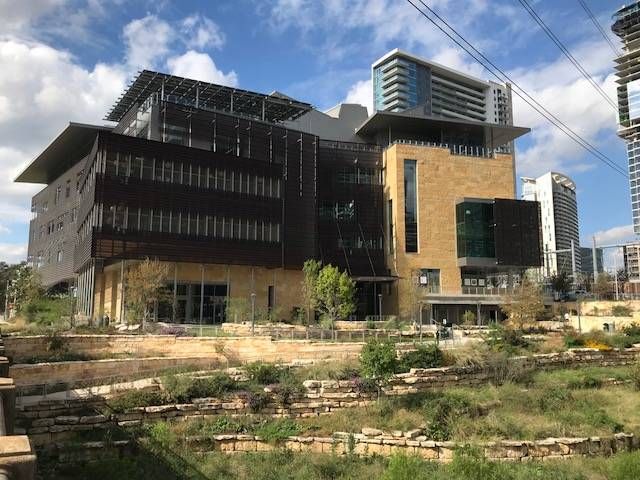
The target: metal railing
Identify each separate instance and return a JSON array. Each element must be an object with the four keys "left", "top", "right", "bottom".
[{"left": 392, "top": 139, "right": 503, "bottom": 159}]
